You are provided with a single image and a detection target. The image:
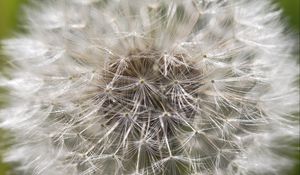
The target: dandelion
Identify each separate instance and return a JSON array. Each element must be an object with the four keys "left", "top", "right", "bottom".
[{"left": 0, "top": 0, "right": 299, "bottom": 175}]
